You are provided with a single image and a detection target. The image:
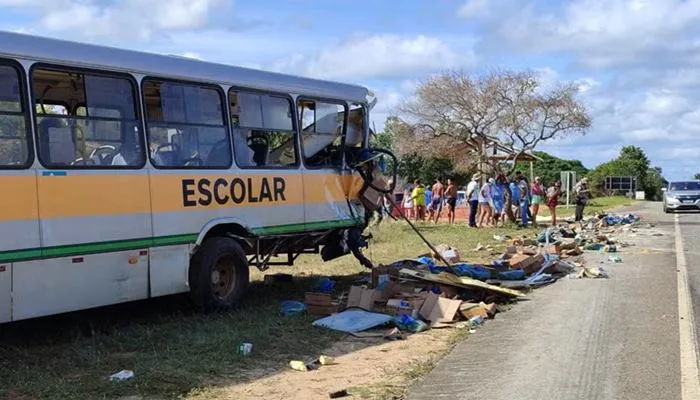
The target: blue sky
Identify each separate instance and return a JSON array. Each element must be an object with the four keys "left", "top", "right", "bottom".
[{"left": 2, "top": 0, "right": 700, "bottom": 180}]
